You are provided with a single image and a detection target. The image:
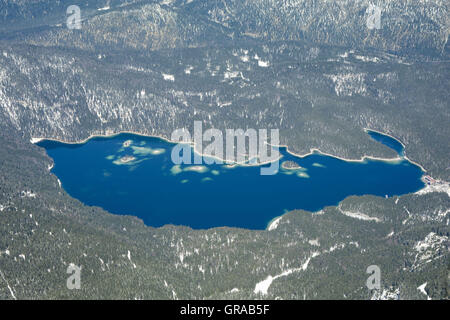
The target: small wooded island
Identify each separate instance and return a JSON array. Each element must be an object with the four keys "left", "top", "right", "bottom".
[{"left": 281, "top": 161, "right": 303, "bottom": 170}]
